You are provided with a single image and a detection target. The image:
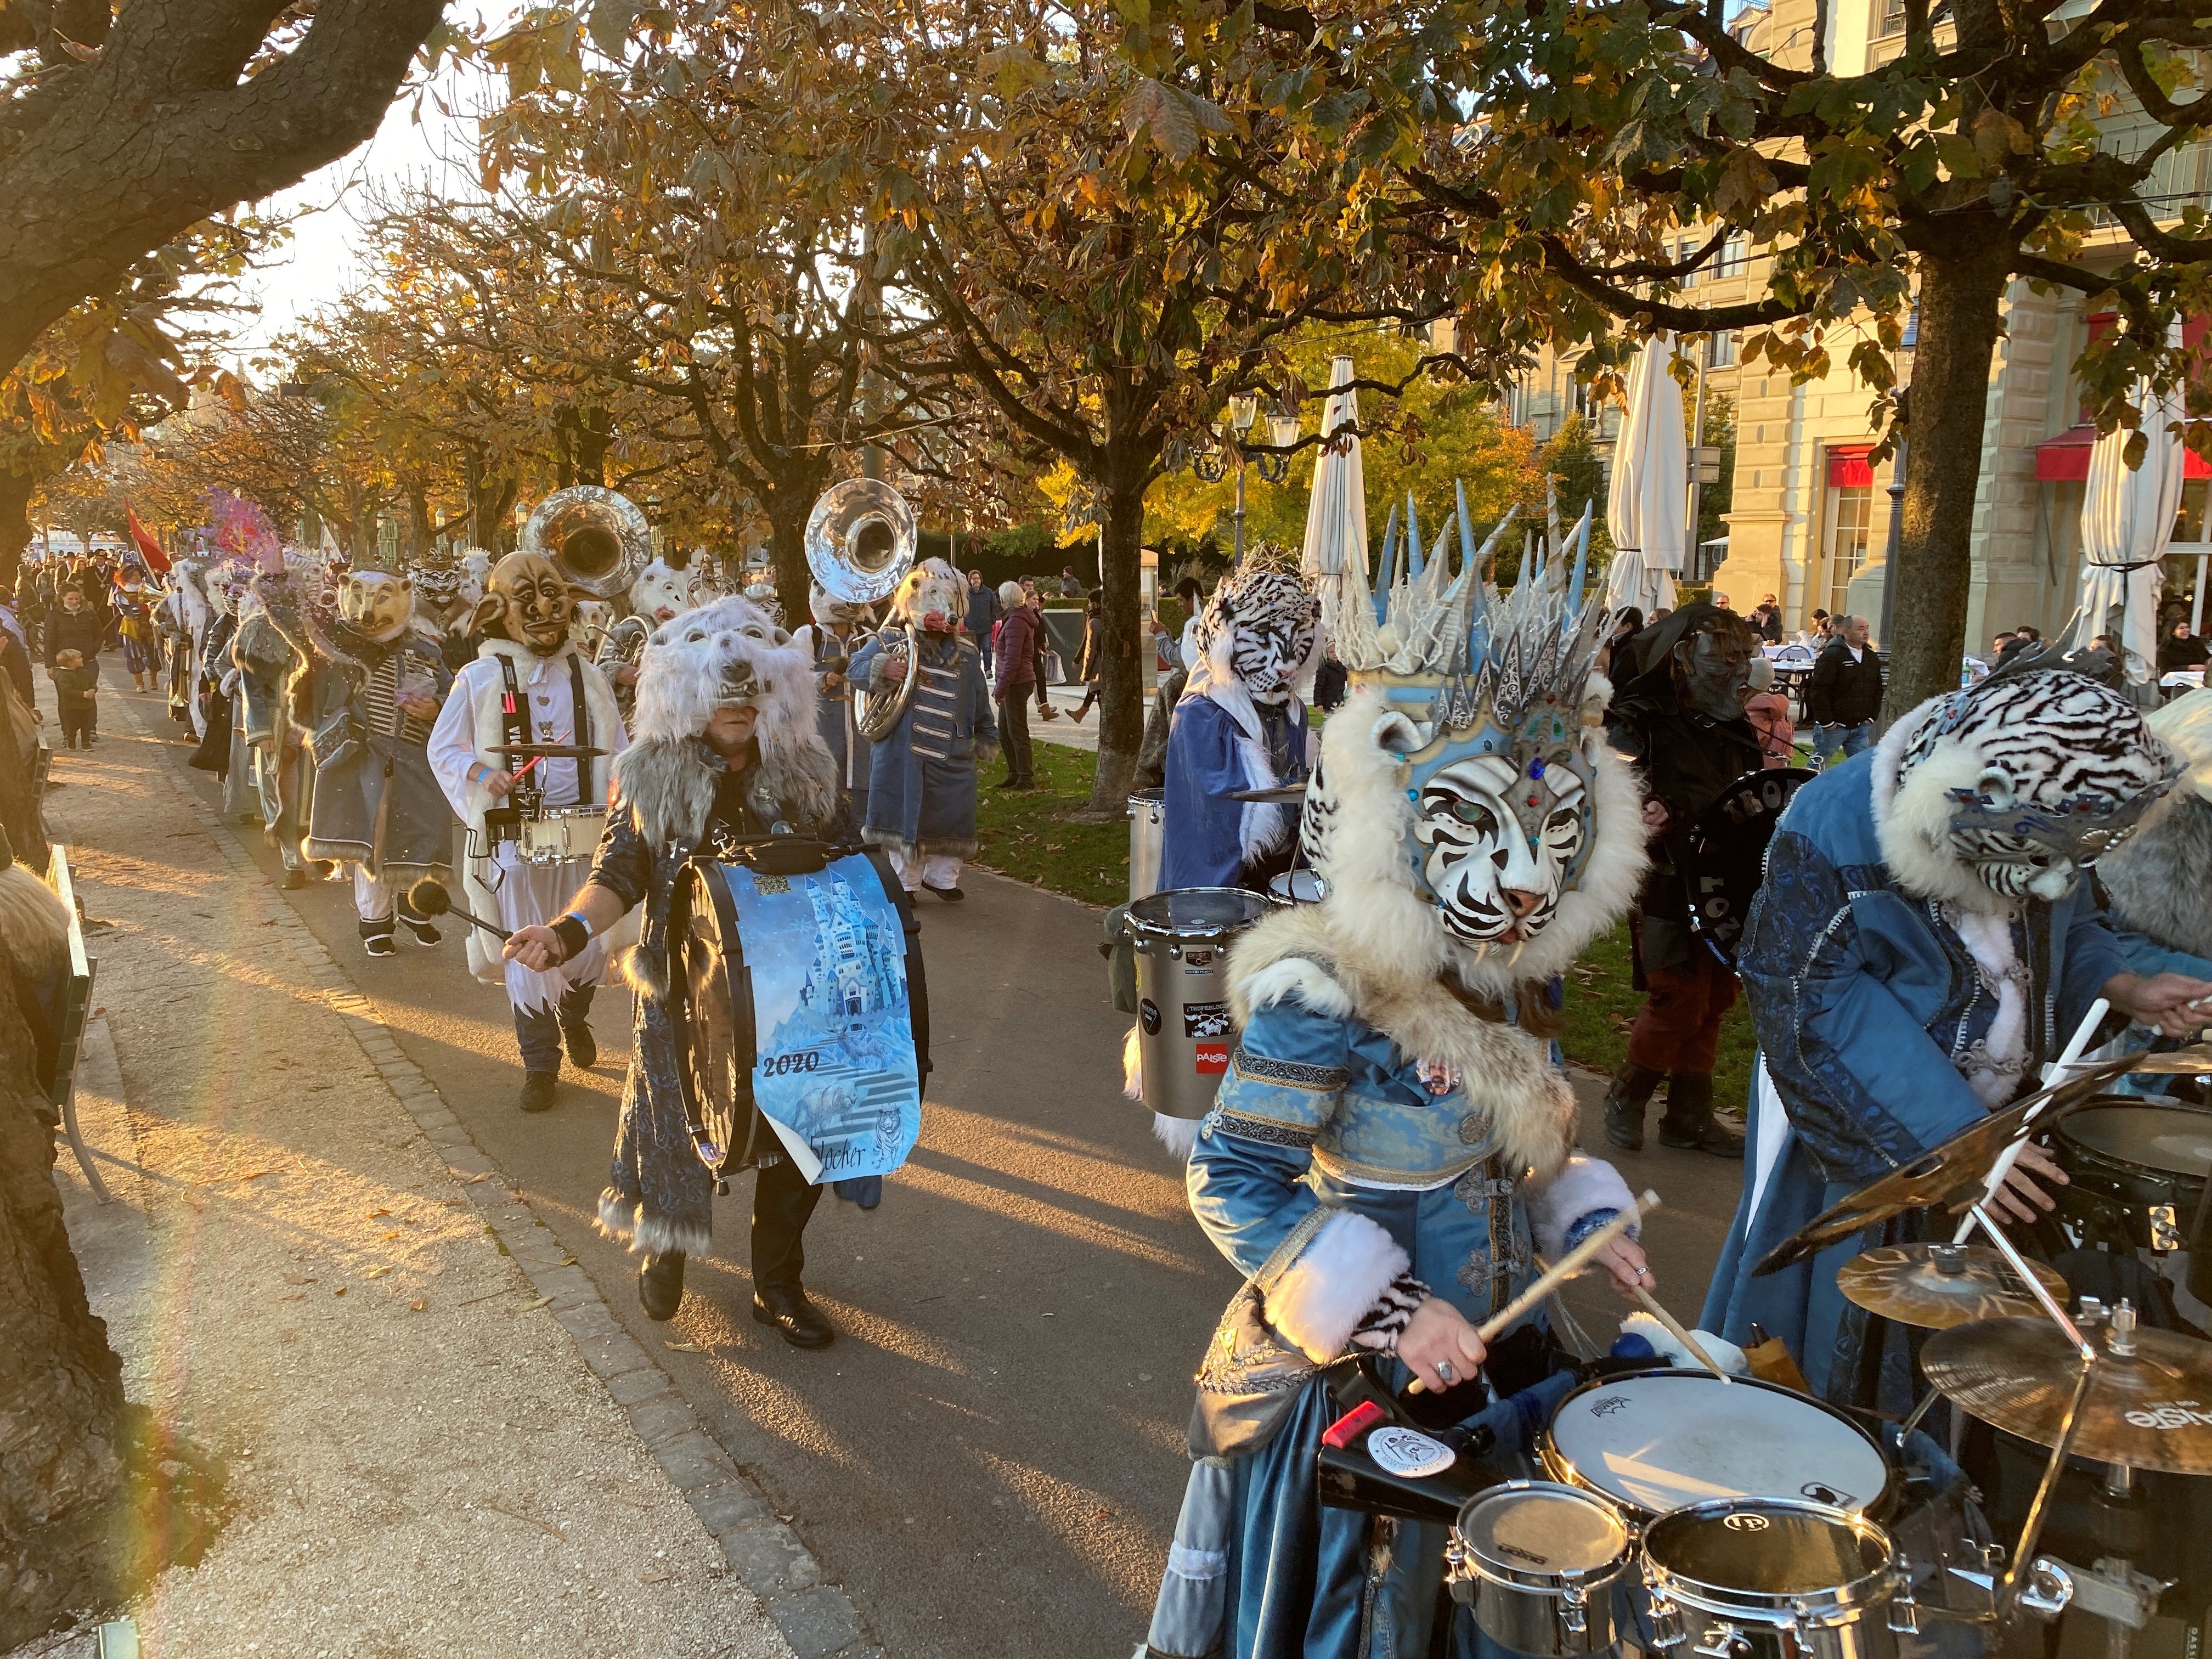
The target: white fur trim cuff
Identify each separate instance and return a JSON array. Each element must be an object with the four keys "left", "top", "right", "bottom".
[
  {"left": 1526, "top": 1154, "right": 1636, "bottom": 1260},
  {"left": 1263, "top": 1209, "right": 1410, "bottom": 1363}
]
